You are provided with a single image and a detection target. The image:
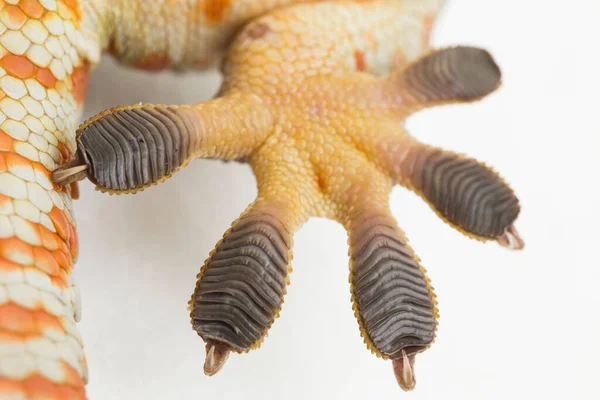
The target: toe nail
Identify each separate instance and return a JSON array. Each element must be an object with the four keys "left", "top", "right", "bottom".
[
  {"left": 204, "top": 342, "right": 231, "bottom": 376},
  {"left": 497, "top": 224, "right": 525, "bottom": 250},
  {"left": 393, "top": 350, "right": 417, "bottom": 391}
]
